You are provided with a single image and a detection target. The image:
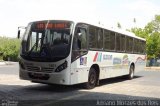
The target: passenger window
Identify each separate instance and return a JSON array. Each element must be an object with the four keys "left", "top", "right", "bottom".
[
  {"left": 97, "top": 29, "right": 103, "bottom": 49},
  {"left": 126, "top": 37, "right": 133, "bottom": 53},
  {"left": 110, "top": 32, "right": 116, "bottom": 50},
  {"left": 89, "top": 26, "right": 97, "bottom": 49},
  {"left": 104, "top": 30, "right": 111, "bottom": 50},
  {"left": 116, "top": 33, "right": 121, "bottom": 51},
  {"left": 120, "top": 35, "right": 125, "bottom": 52}
]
